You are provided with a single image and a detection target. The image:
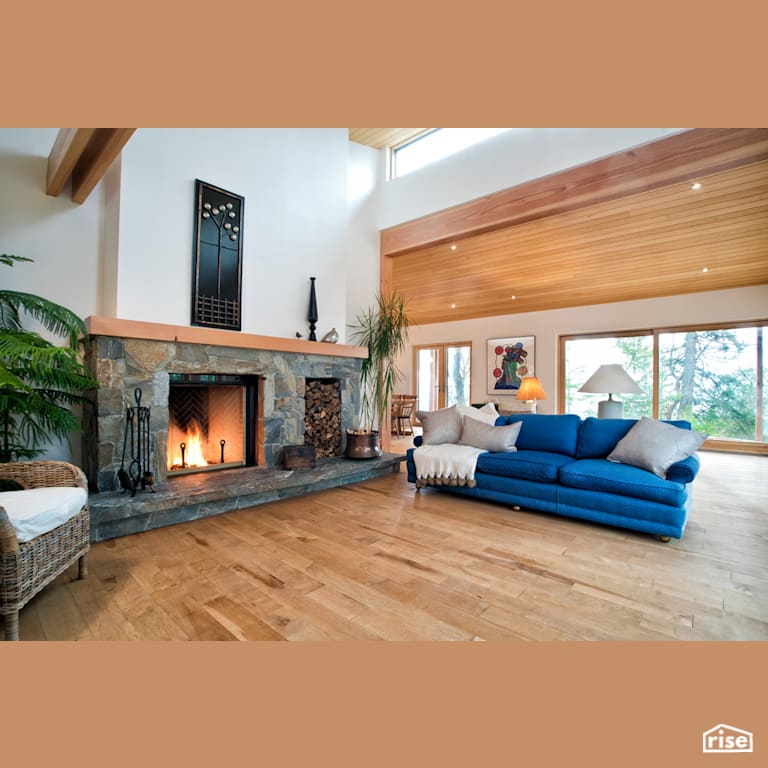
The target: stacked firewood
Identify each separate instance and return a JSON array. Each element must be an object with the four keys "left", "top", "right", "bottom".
[{"left": 304, "top": 379, "right": 342, "bottom": 457}]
